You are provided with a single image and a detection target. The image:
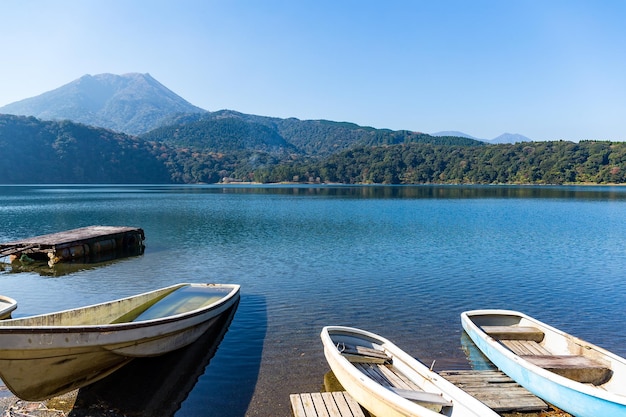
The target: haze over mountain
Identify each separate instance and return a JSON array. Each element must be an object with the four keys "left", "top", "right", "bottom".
[
  {"left": 0, "top": 73, "right": 206, "bottom": 135},
  {"left": 431, "top": 131, "right": 533, "bottom": 144},
  {"left": 0, "top": 73, "right": 539, "bottom": 144}
]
